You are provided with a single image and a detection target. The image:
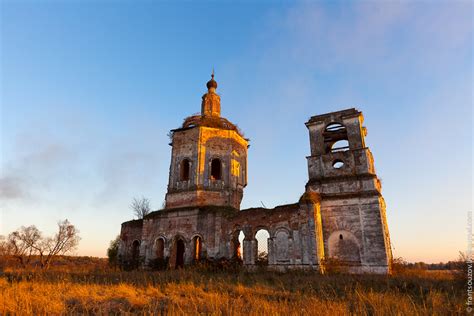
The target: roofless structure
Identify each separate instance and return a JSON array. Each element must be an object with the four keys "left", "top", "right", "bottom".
[{"left": 118, "top": 74, "right": 392, "bottom": 273}]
